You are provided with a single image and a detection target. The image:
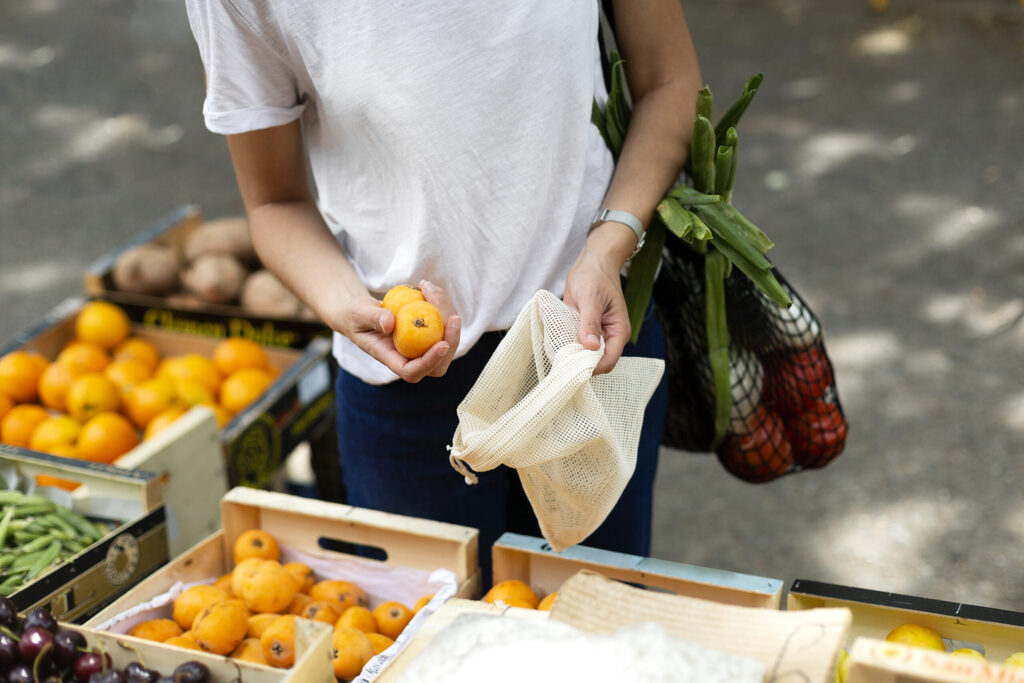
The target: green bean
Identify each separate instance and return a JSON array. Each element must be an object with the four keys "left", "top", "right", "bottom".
[
  {"left": 0, "top": 492, "right": 24, "bottom": 506},
  {"left": 0, "top": 506, "right": 14, "bottom": 548},
  {"left": 12, "top": 503, "right": 54, "bottom": 518},
  {"left": 55, "top": 506, "right": 104, "bottom": 542},
  {"left": 10, "top": 552, "right": 44, "bottom": 572},
  {"left": 20, "top": 534, "right": 58, "bottom": 554},
  {"left": 0, "top": 575, "right": 23, "bottom": 596},
  {"left": 26, "top": 540, "right": 61, "bottom": 580}
]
